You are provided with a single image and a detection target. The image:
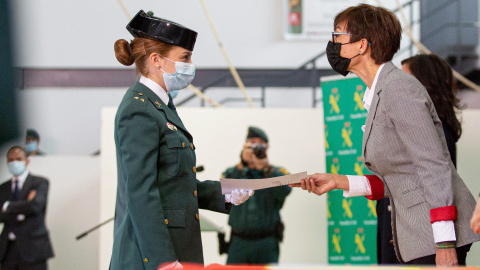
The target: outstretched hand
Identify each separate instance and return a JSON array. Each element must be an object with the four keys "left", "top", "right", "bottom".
[{"left": 289, "top": 173, "right": 348, "bottom": 196}]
